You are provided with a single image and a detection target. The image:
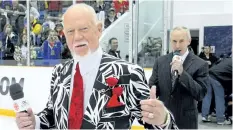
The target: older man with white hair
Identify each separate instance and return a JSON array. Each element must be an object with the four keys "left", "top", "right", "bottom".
[
  {"left": 15, "top": 4, "right": 178, "bottom": 129},
  {"left": 149, "top": 26, "right": 209, "bottom": 129}
]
